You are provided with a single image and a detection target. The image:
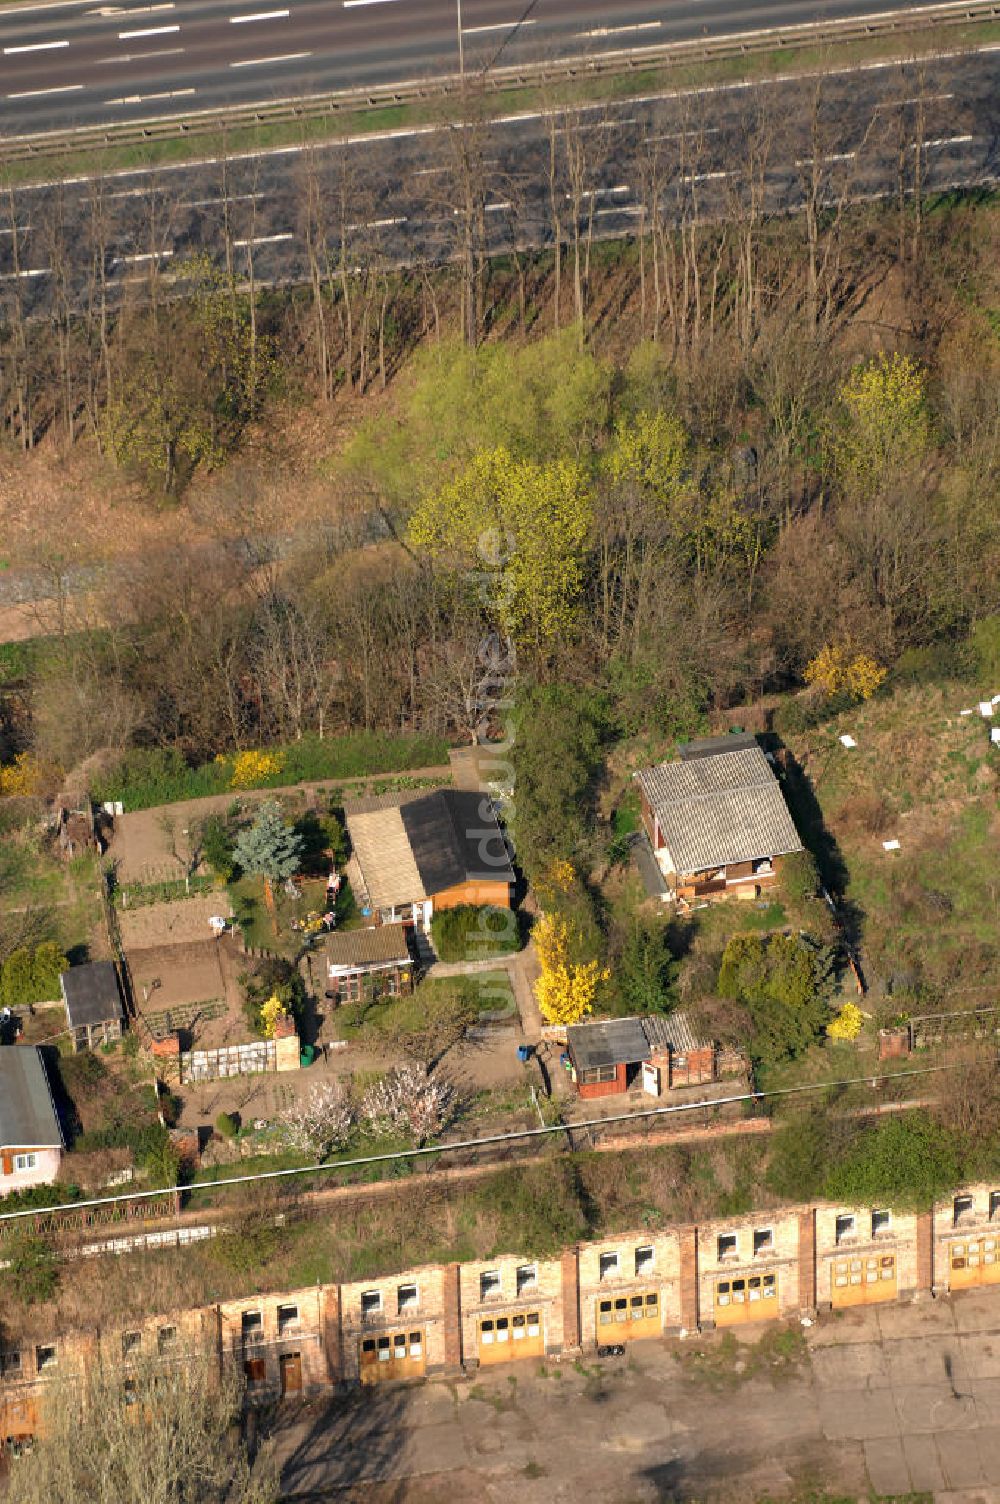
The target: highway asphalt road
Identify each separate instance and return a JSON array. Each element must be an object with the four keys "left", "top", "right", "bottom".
[
  {"left": 1, "top": 47, "right": 998, "bottom": 314},
  {"left": 0, "top": 0, "right": 988, "bottom": 138}
]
